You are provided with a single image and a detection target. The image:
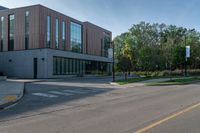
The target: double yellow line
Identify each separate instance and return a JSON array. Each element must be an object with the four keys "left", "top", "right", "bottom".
[{"left": 135, "top": 102, "right": 200, "bottom": 133}]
